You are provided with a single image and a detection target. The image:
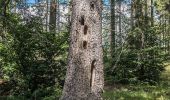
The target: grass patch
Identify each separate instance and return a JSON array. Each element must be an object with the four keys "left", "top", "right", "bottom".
[{"left": 103, "top": 62, "right": 170, "bottom": 100}]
